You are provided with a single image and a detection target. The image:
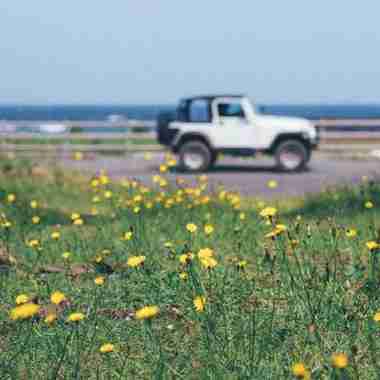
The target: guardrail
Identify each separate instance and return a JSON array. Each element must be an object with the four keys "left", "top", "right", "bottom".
[{"left": 0, "top": 119, "right": 380, "bottom": 157}]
